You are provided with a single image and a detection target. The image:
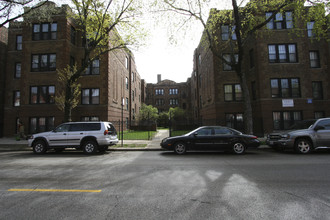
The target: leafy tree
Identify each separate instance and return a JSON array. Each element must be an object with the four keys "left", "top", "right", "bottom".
[
  {"left": 138, "top": 104, "right": 159, "bottom": 122},
  {"left": 158, "top": 111, "right": 170, "bottom": 127},
  {"left": 55, "top": 65, "right": 81, "bottom": 121},
  {"left": 169, "top": 107, "right": 186, "bottom": 121},
  {"left": 0, "top": 0, "right": 50, "bottom": 28},
  {"left": 160, "top": 0, "right": 329, "bottom": 134},
  {"left": 56, "top": 0, "right": 145, "bottom": 122}
]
